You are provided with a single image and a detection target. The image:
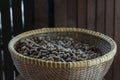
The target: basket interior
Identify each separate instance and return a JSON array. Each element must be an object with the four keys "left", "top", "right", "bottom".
[{"left": 15, "top": 31, "right": 111, "bottom": 55}]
